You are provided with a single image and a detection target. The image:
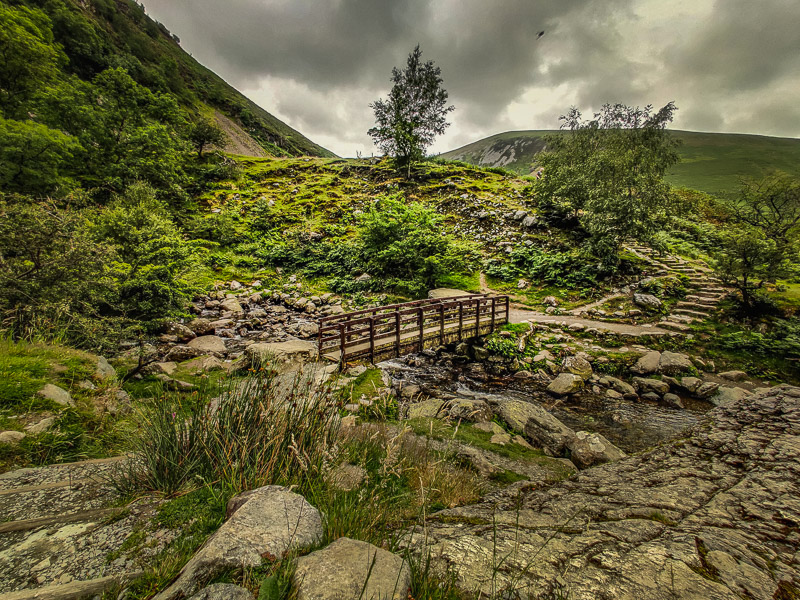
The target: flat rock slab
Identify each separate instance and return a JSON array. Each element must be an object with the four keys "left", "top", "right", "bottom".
[
  {"left": 294, "top": 537, "right": 410, "bottom": 600},
  {"left": 246, "top": 341, "right": 318, "bottom": 371},
  {"left": 414, "top": 385, "right": 800, "bottom": 599},
  {"left": 155, "top": 486, "right": 323, "bottom": 600},
  {"left": 189, "top": 584, "right": 254, "bottom": 600}
]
